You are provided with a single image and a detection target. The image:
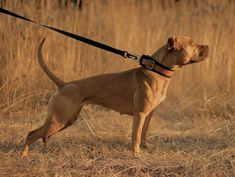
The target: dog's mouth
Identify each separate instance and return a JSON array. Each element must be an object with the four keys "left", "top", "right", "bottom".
[{"left": 189, "top": 60, "right": 197, "bottom": 64}]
